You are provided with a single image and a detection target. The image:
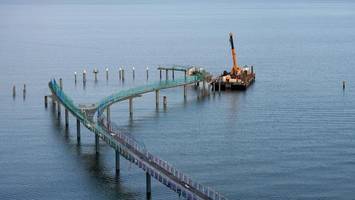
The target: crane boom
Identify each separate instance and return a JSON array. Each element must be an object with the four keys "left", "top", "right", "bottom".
[{"left": 229, "top": 32, "right": 241, "bottom": 76}]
